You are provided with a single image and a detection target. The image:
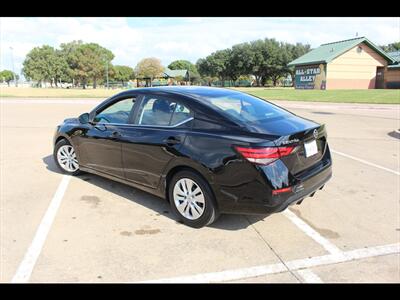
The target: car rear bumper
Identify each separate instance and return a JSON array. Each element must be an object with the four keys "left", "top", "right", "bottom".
[
  {"left": 218, "top": 161, "right": 332, "bottom": 215},
  {"left": 271, "top": 164, "right": 332, "bottom": 213}
]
